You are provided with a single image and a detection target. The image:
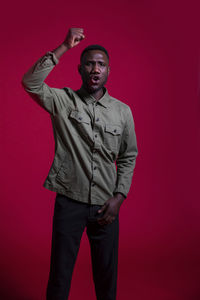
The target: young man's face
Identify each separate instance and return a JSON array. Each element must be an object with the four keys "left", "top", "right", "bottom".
[{"left": 78, "top": 50, "right": 110, "bottom": 93}]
